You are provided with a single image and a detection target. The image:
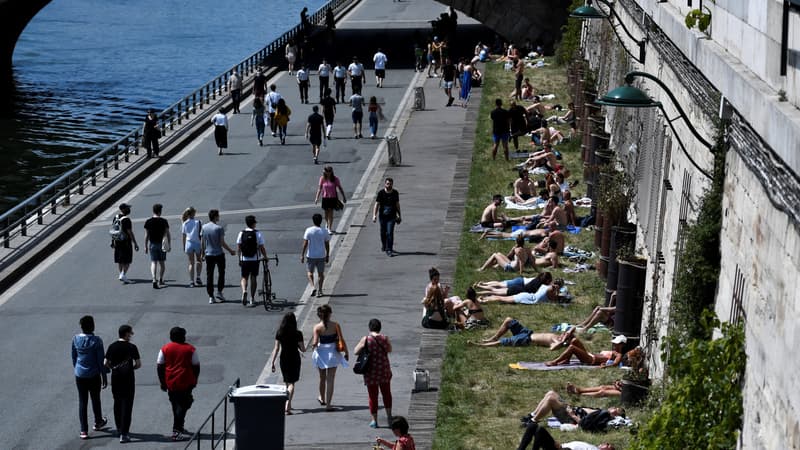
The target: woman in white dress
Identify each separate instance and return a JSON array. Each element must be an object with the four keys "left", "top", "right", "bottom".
[{"left": 311, "top": 304, "right": 348, "bottom": 410}]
